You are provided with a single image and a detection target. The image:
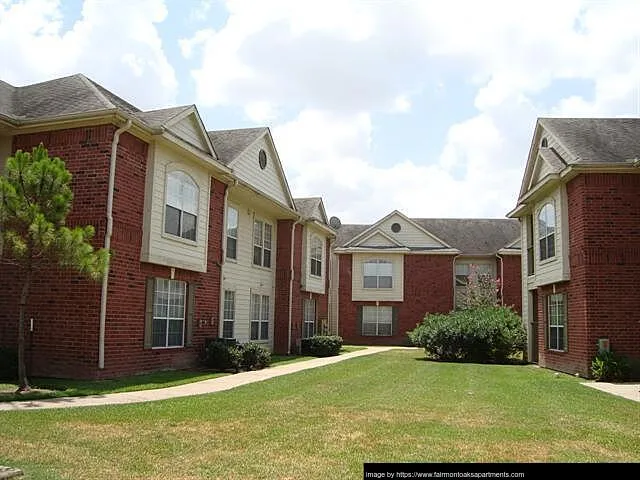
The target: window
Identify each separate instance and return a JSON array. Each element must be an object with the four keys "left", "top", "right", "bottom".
[
  {"left": 222, "top": 290, "right": 235, "bottom": 339},
  {"left": 226, "top": 207, "right": 238, "bottom": 260},
  {"left": 538, "top": 203, "right": 556, "bottom": 261},
  {"left": 363, "top": 259, "right": 393, "bottom": 288},
  {"left": 250, "top": 294, "right": 270, "bottom": 340},
  {"left": 547, "top": 293, "right": 567, "bottom": 351},
  {"left": 310, "top": 236, "right": 323, "bottom": 277},
  {"left": 152, "top": 279, "right": 186, "bottom": 348},
  {"left": 362, "top": 306, "right": 393, "bottom": 336},
  {"left": 165, "top": 171, "right": 198, "bottom": 241},
  {"left": 455, "top": 263, "right": 494, "bottom": 286},
  {"left": 526, "top": 215, "right": 535, "bottom": 275},
  {"left": 253, "top": 220, "right": 272, "bottom": 268},
  {"left": 541, "top": 137, "right": 548, "bottom": 148},
  {"left": 303, "top": 299, "right": 316, "bottom": 338}
]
